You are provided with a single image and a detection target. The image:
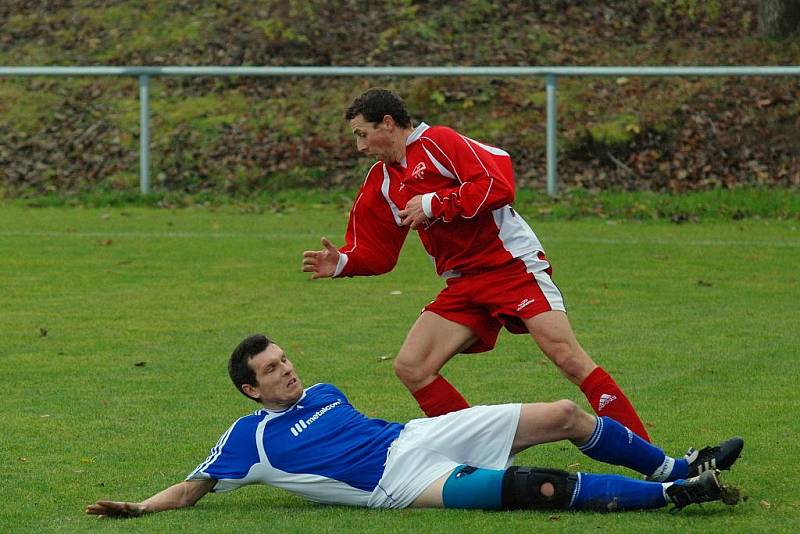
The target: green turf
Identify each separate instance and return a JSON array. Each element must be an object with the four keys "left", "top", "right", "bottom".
[{"left": 1, "top": 204, "right": 799, "bottom": 533}]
